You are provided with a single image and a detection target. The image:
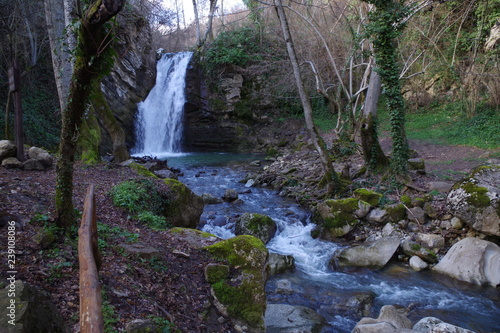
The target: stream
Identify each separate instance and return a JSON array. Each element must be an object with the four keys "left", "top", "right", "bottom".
[{"left": 167, "top": 153, "right": 500, "bottom": 333}]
